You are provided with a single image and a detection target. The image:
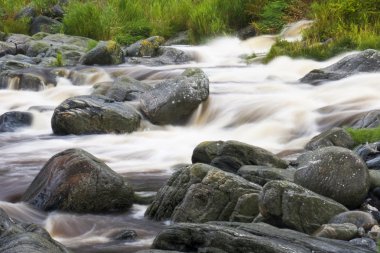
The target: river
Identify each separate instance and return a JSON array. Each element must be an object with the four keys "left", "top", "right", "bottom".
[{"left": 1, "top": 23, "right": 380, "bottom": 252}]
